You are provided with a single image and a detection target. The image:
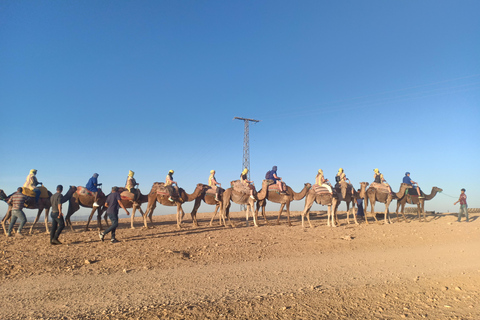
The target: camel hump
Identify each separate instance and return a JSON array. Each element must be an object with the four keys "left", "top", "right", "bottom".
[
  {"left": 370, "top": 182, "right": 390, "bottom": 193},
  {"left": 22, "top": 186, "right": 49, "bottom": 198},
  {"left": 76, "top": 186, "right": 95, "bottom": 196},
  {"left": 312, "top": 185, "right": 331, "bottom": 194},
  {"left": 266, "top": 180, "right": 285, "bottom": 192}
]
